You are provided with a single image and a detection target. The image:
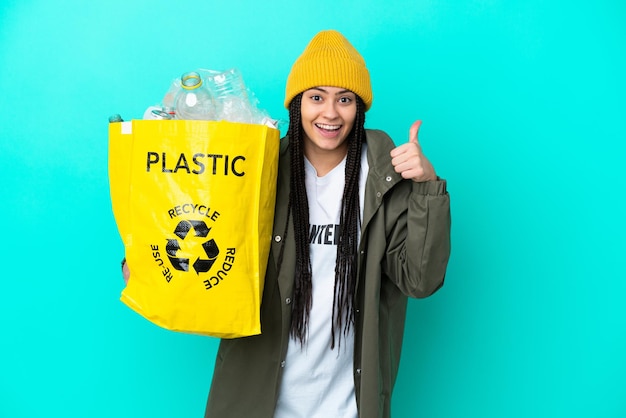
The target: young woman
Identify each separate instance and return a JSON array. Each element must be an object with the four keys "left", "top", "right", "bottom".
[
  {"left": 202, "top": 30, "right": 451, "bottom": 418},
  {"left": 122, "top": 29, "right": 450, "bottom": 418}
]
